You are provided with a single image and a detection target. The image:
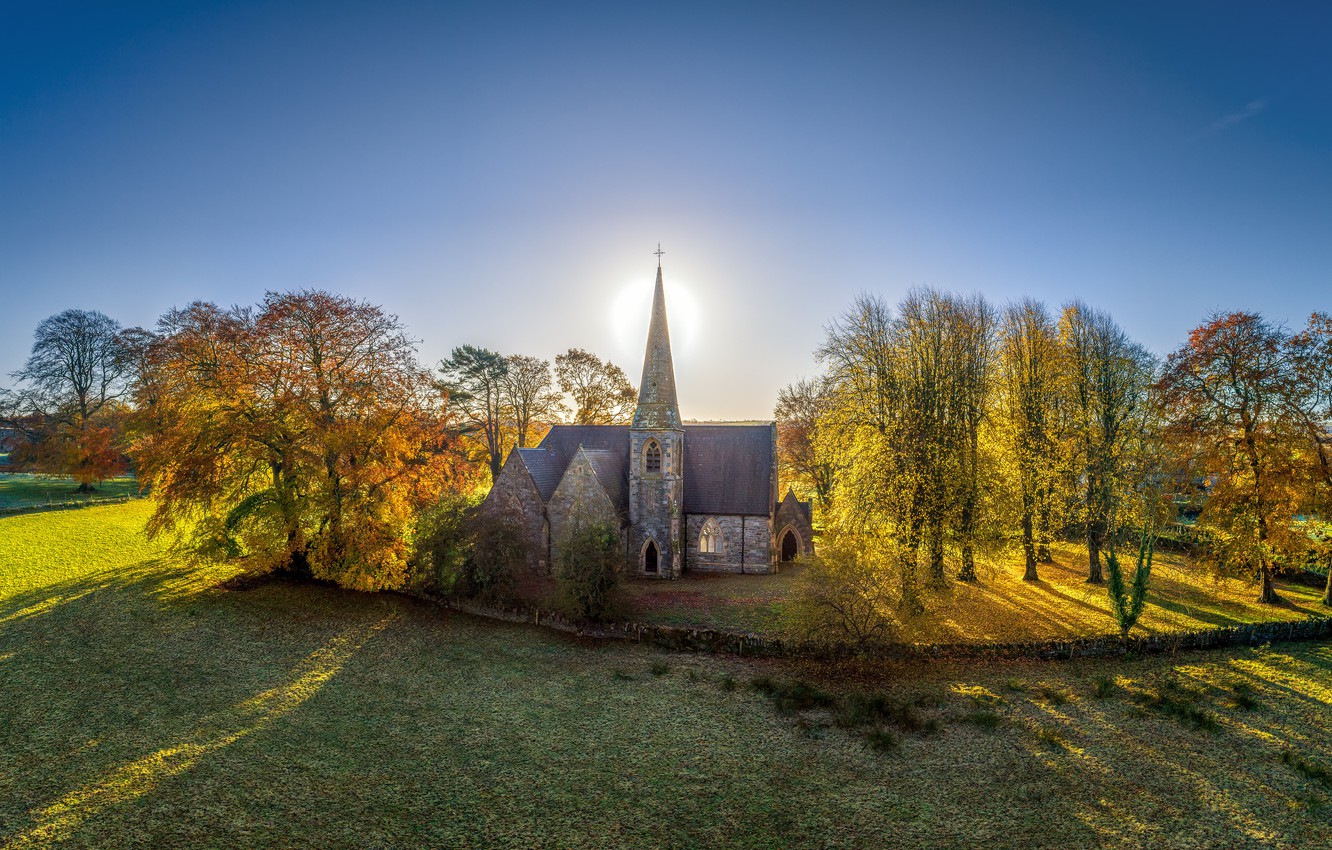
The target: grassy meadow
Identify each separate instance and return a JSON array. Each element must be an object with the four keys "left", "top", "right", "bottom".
[
  {"left": 2, "top": 502, "right": 1331, "bottom": 848},
  {"left": 618, "top": 541, "right": 1328, "bottom": 642},
  {"left": 0, "top": 474, "right": 141, "bottom": 511}
]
